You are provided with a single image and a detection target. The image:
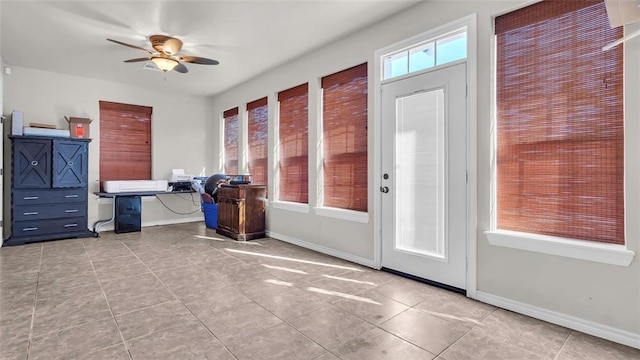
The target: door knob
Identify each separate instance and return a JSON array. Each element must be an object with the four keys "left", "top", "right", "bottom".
[{"left": 380, "top": 186, "right": 389, "bottom": 193}]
